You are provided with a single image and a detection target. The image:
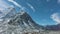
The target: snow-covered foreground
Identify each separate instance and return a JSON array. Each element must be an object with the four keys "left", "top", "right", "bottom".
[{"left": 48, "top": 31, "right": 60, "bottom": 34}]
